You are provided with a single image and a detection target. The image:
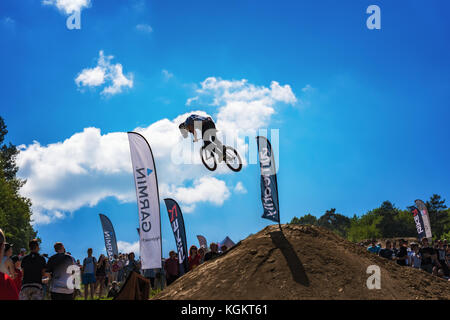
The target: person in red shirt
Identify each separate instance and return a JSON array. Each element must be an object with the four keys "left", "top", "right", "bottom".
[
  {"left": 0, "top": 228, "right": 19, "bottom": 300},
  {"left": 188, "top": 245, "right": 201, "bottom": 271}
]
